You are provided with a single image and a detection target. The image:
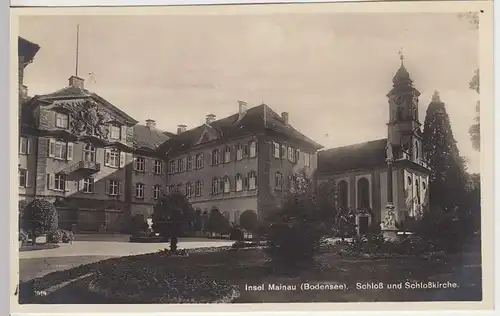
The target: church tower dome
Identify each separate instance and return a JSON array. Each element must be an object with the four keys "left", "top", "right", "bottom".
[{"left": 386, "top": 50, "right": 423, "bottom": 163}]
